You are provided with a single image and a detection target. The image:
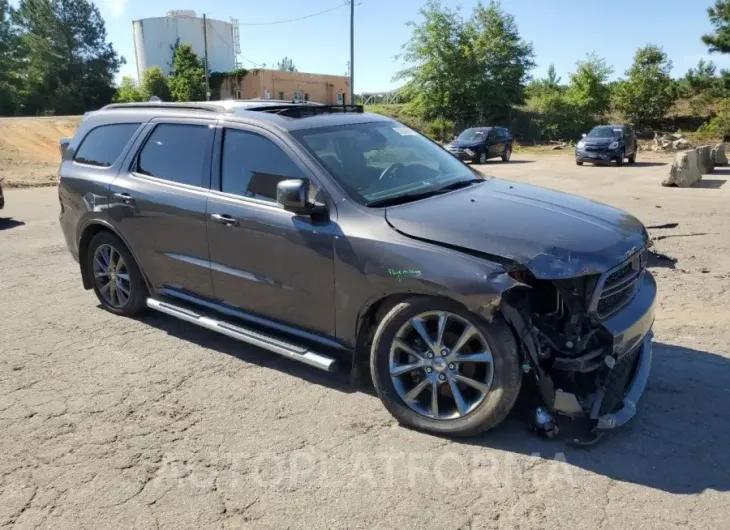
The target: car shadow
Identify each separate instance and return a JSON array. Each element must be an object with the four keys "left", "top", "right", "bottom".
[
  {"left": 694, "top": 178, "right": 726, "bottom": 189},
  {"left": 135, "top": 309, "right": 730, "bottom": 493},
  {"left": 445, "top": 341, "right": 730, "bottom": 494},
  {"left": 0, "top": 218, "right": 25, "bottom": 231},
  {"left": 647, "top": 250, "right": 677, "bottom": 269},
  {"left": 630, "top": 161, "right": 668, "bottom": 167},
  {"left": 711, "top": 167, "right": 730, "bottom": 175}
]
